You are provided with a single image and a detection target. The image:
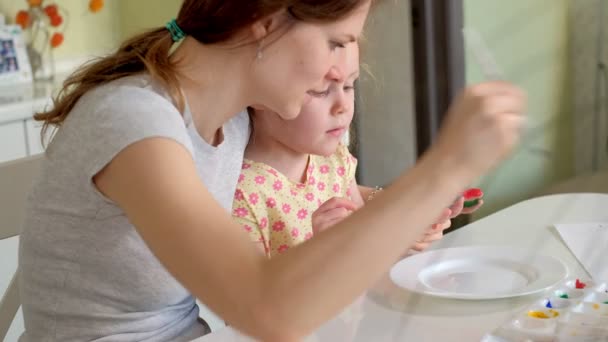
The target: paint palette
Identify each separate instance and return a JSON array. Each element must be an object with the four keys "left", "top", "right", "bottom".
[{"left": 482, "top": 277, "right": 608, "bottom": 341}]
